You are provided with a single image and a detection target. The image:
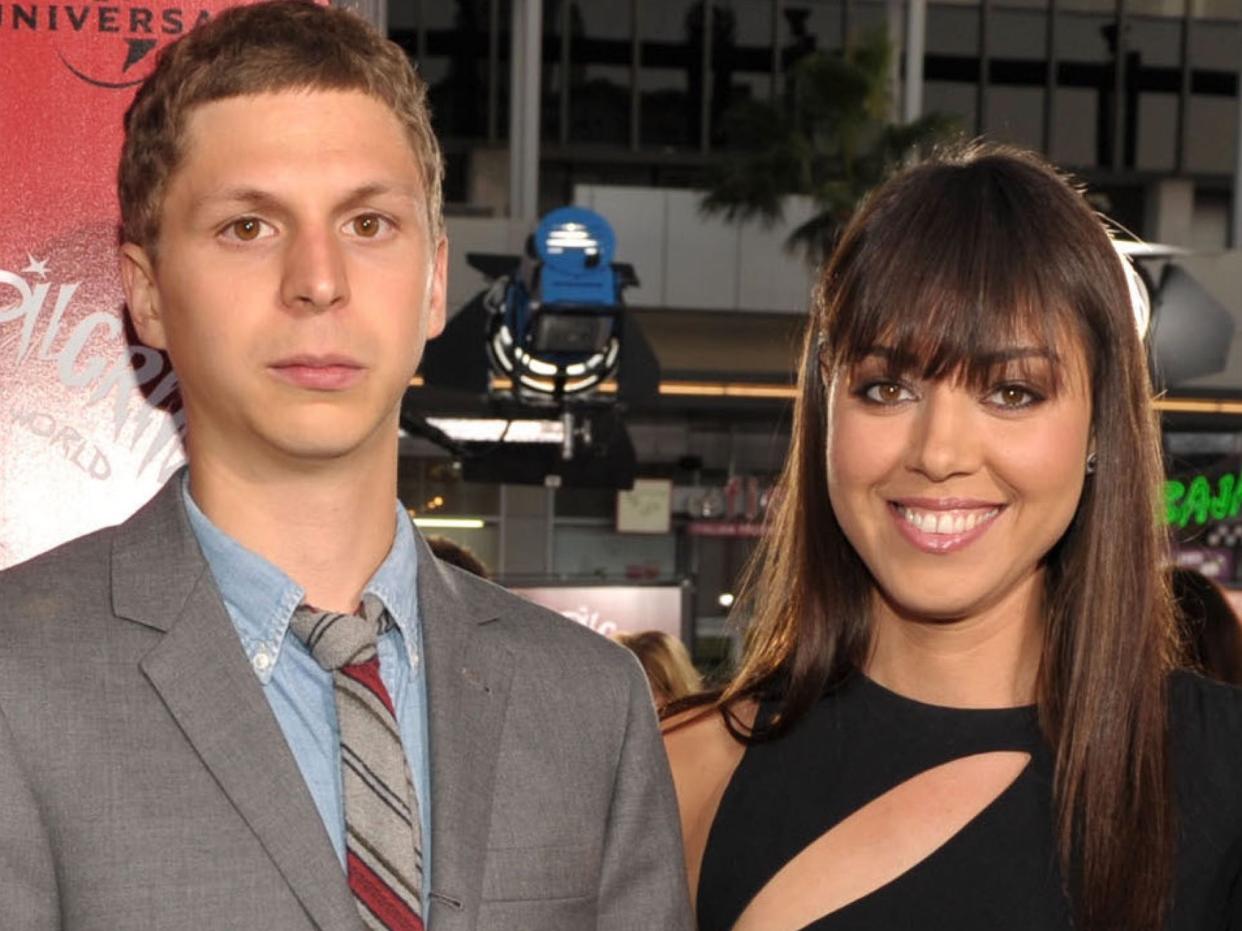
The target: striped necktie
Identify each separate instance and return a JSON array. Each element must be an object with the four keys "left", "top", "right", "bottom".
[{"left": 290, "top": 595, "right": 425, "bottom": 931}]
